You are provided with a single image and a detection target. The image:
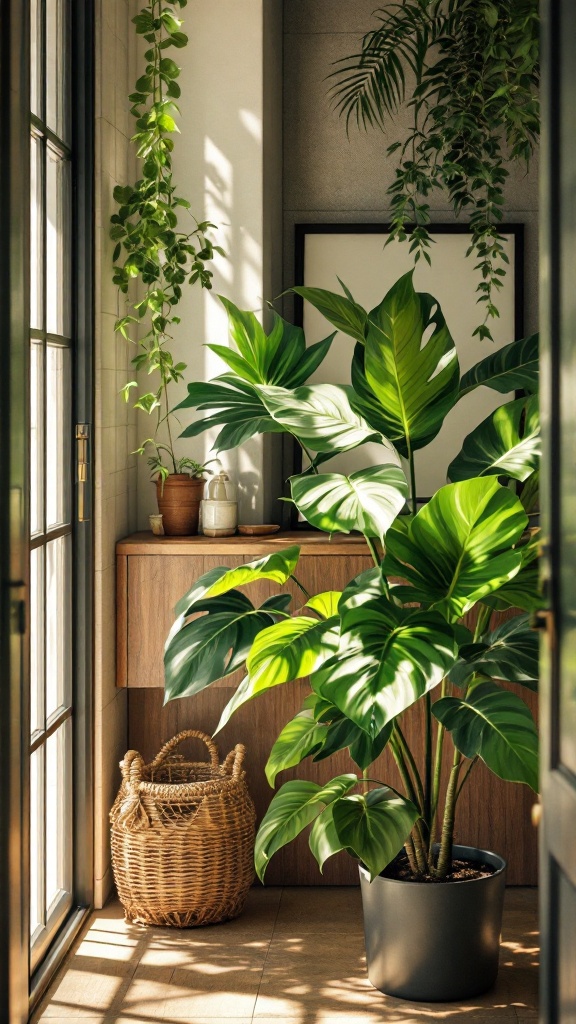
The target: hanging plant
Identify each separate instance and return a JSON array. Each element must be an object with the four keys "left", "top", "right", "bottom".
[
  {"left": 110, "top": 0, "right": 225, "bottom": 476},
  {"left": 329, "top": 0, "right": 540, "bottom": 341}
]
